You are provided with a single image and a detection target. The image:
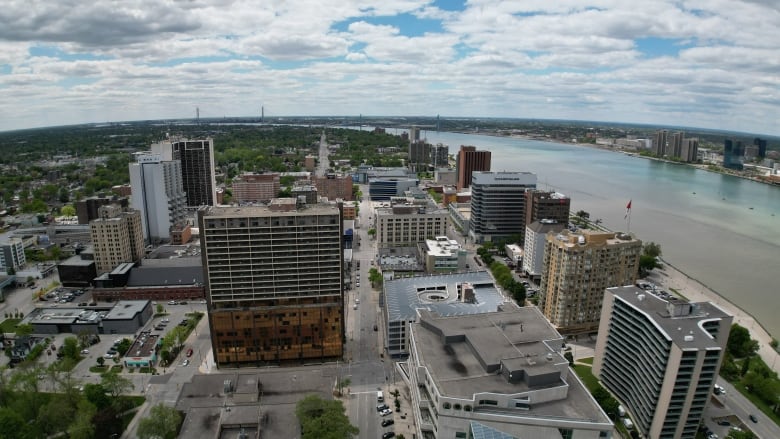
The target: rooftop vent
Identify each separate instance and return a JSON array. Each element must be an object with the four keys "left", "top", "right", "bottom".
[{"left": 684, "top": 335, "right": 694, "bottom": 342}]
